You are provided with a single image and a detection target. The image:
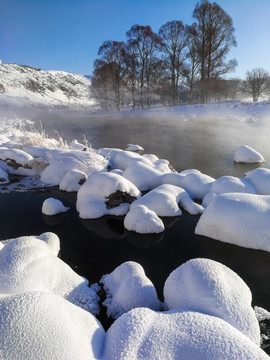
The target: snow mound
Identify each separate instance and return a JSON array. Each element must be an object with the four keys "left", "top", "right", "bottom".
[
  {"left": 164, "top": 258, "right": 260, "bottom": 344},
  {"left": 202, "top": 175, "right": 256, "bottom": 207},
  {"left": 124, "top": 204, "right": 165, "bottom": 234},
  {"left": 0, "top": 233, "right": 99, "bottom": 314},
  {"left": 103, "top": 307, "right": 267, "bottom": 360},
  {"left": 0, "top": 168, "right": 9, "bottom": 184},
  {"left": 123, "top": 161, "right": 165, "bottom": 191},
  {"left": 124, "top": 184, "right": 204, "bottom": 234},
  {"left": 42, "top": 197, "right": 70, "bottom": 216},
  {"left": 77, "top": 171, "right": 141, "bottom": 219},
  {"left": 245, "top": 168, "right": 270, "bottom": 195},
  {"left": 131, "top": 184, "right": 204, "bottom": 217},
  {"left": 0, "top": 291, "right": 104, "bottom": 360},
  {"left": 0, "top": 146, "right": 35, "bottom": 175},
  {"left": 195, "top": 193, "right": 270, "bottom": 253},
  {"left": 101, "top": 261, "right": 161, "bottom": 319},
  {"left": 234, "top": 145, "right": 265, "bottom": 163},
  {"left": 40, "top": 149, "right": 107, "bottom": 186},
  {"left": 125, "top": 144, "right": 144, "bottom": 151},
  {"left": 59, "top": 169, "right": 87, "bottom": 192},
  {"left": 162, "top": 170, "right": 215, "bottom": 199}
]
